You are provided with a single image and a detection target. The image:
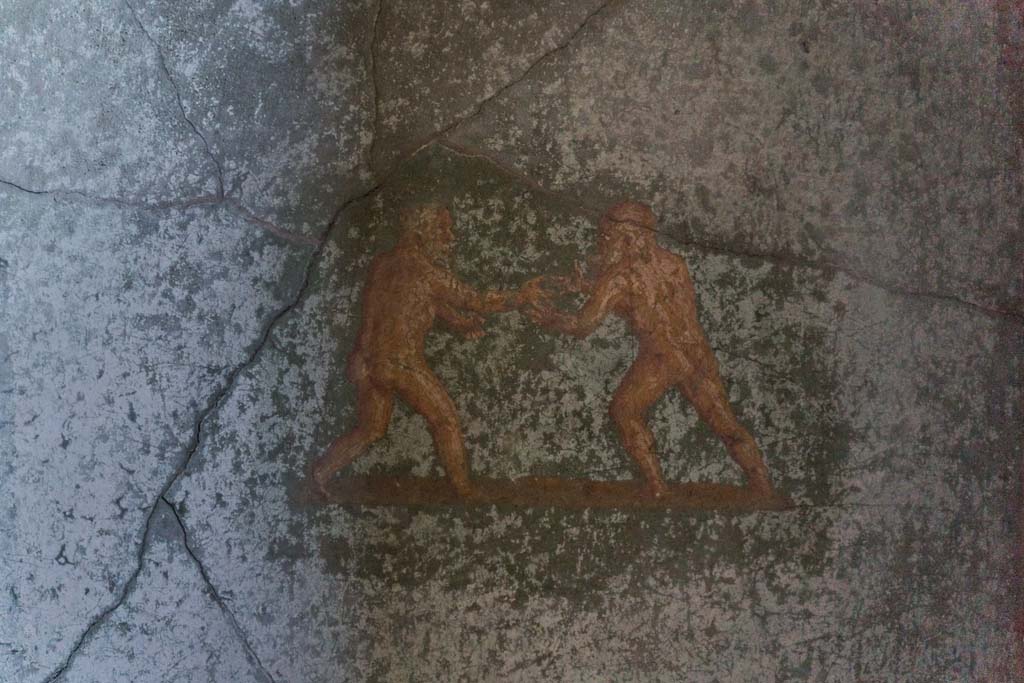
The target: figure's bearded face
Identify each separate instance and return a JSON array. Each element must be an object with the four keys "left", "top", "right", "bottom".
[
  {"left": 595, "top": 218, "right": 630, "bottom": 270},
  {"left": 418, "top": 208, "right": 454, "bottom": 261},
  {"left": 432, "top": 209, "right": 455, "bottom": 257}
]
